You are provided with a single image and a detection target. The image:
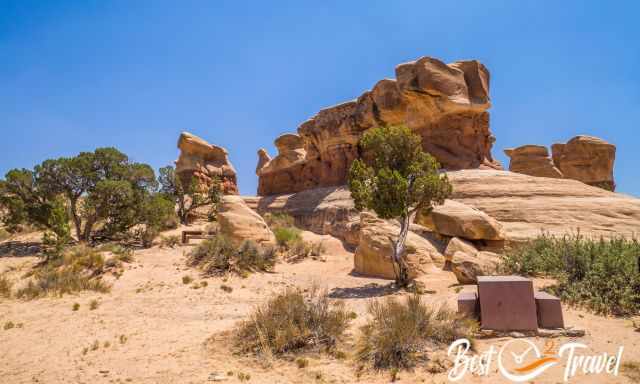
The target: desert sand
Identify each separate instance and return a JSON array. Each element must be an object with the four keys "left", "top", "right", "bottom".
[{"left": 1, "top": 229, "right": 638, "bottom": 384}]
